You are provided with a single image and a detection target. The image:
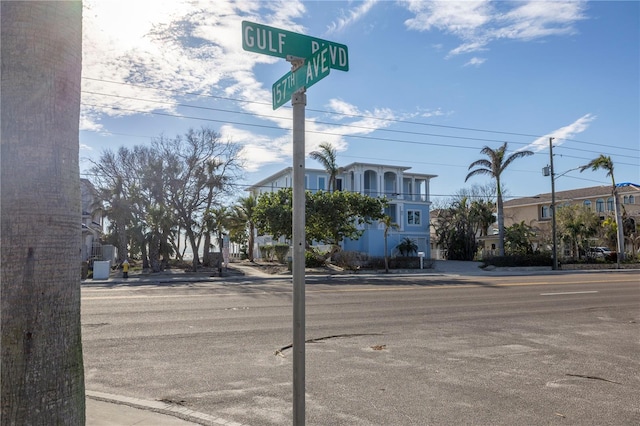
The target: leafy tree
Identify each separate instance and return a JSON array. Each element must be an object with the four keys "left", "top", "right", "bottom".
[
  {"left": 465, "top": 142, "right": 533, "bottom": 256},
  {"left": 254, "top": 188, "right": 294, "bottom": 240},
  {"left": 306, "top": 190, "right": 386, "bottom": 257},
  {"left": 1, "top": 2, "right": 85, "bottom": 422},
  {"left": 580, "top": 155, "right": 625, "bottom": 261},
  {"left": 153, "top": 128, "right": 242, "bottom": 270},
  {"left": 254, "top": 188, "right": 386, "bottom": 258},
  {"left": 504, "top": 221, "right": 535, "bottom": 255},
  {"left": 469, "top": 199, "right": 496, "bottom": 237},
  {"left": 396, "top": 237, "right": 418, "bottom": 256},
  {"left": 432, "top": 197, "right": 478, "bottom": 260},
  {"left": 556, "top": 204, "right": 599, "bottom": 260},
  {"left": 309, "top": 142, "right": 342, "bottom": 192}
]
